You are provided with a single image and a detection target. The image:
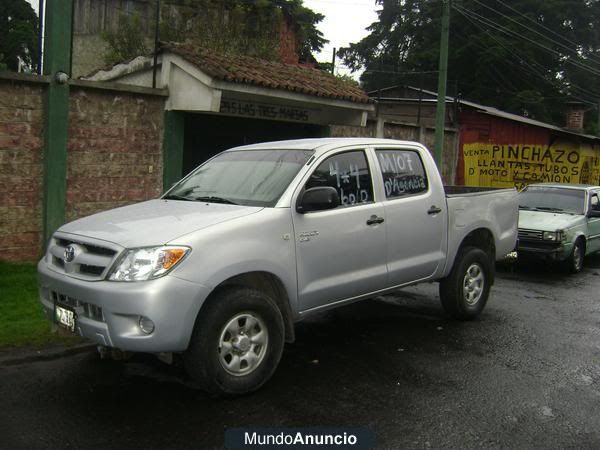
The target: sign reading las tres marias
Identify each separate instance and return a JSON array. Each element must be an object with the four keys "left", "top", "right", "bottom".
[
  {"left": 463, "top": 142, "right": 600, "bottom": 189},
  {"left": 220, "top": 97, "right": 315, "bottom": 123}
]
